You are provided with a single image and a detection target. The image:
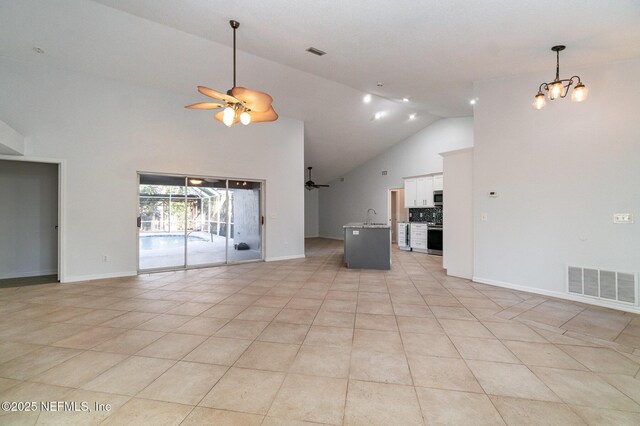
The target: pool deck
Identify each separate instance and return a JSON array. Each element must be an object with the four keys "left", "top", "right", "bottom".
[{"left": 138, "top": 232, "right": 261, "bottom": 270}]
